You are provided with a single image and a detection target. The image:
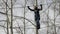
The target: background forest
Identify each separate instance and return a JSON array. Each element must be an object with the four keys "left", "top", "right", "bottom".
[{"left": 0, "top": 0, "right": 60, "bottom": 34}]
